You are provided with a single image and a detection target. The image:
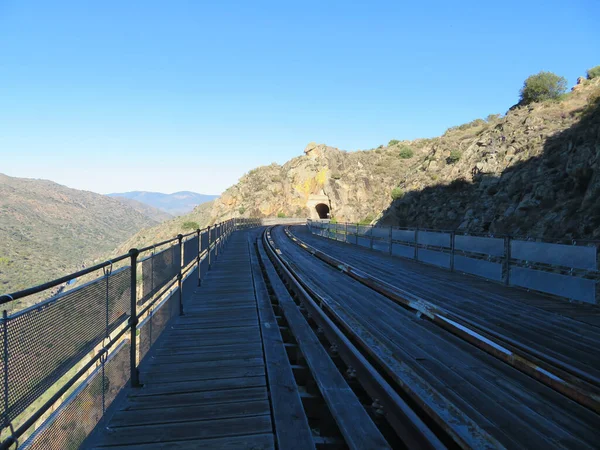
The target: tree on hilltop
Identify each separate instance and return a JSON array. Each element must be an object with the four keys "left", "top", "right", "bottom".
[{"left": 519, "top": 71, "right": 567, "bottom": 105}]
